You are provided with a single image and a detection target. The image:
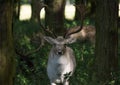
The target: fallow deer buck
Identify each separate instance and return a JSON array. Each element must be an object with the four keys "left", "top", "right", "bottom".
[
  {"left": 39, "top": 3, "right": 95, "bottom": 85},
  {"left": 15, "top": 3, "right": 95, "bottom": 85},
  {"left": 44, "top": 36, "right": 76, "bottom": 85}
]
